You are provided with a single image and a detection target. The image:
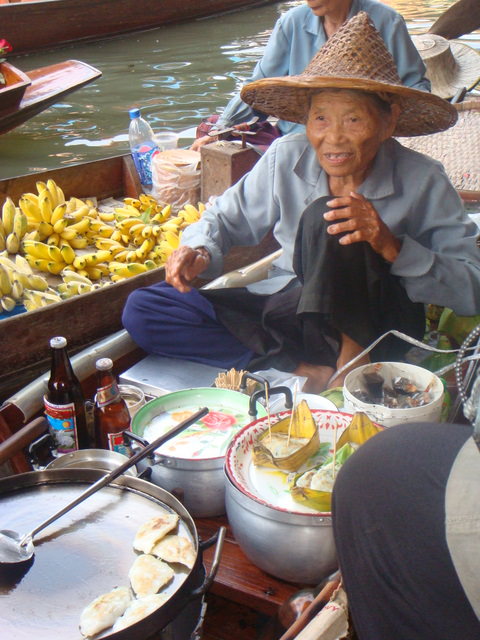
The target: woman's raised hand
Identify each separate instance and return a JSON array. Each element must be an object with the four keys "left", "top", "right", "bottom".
[{"left": 324, "top": 191, "right": 401, "bottom": 263}]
